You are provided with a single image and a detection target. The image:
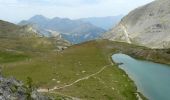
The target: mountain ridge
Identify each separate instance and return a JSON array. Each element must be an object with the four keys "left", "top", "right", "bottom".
[
  {"left": 103, "top": 0, "right": 170, "bottom": 49},
  {"left": 0, "top": 20, "right": 71, "bottom": 51},
  {"left": 19, "top": 15, "right": 106, "bottom": 44}
]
